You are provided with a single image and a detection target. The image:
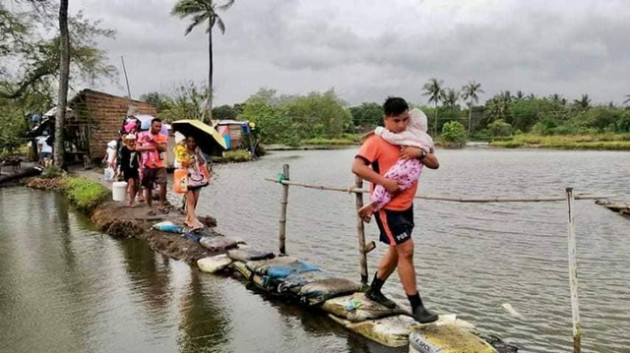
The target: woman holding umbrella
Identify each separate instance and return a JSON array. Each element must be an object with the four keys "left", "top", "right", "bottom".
[{"left": 174, "top": 135, "right": 209, "bottom": 230}]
